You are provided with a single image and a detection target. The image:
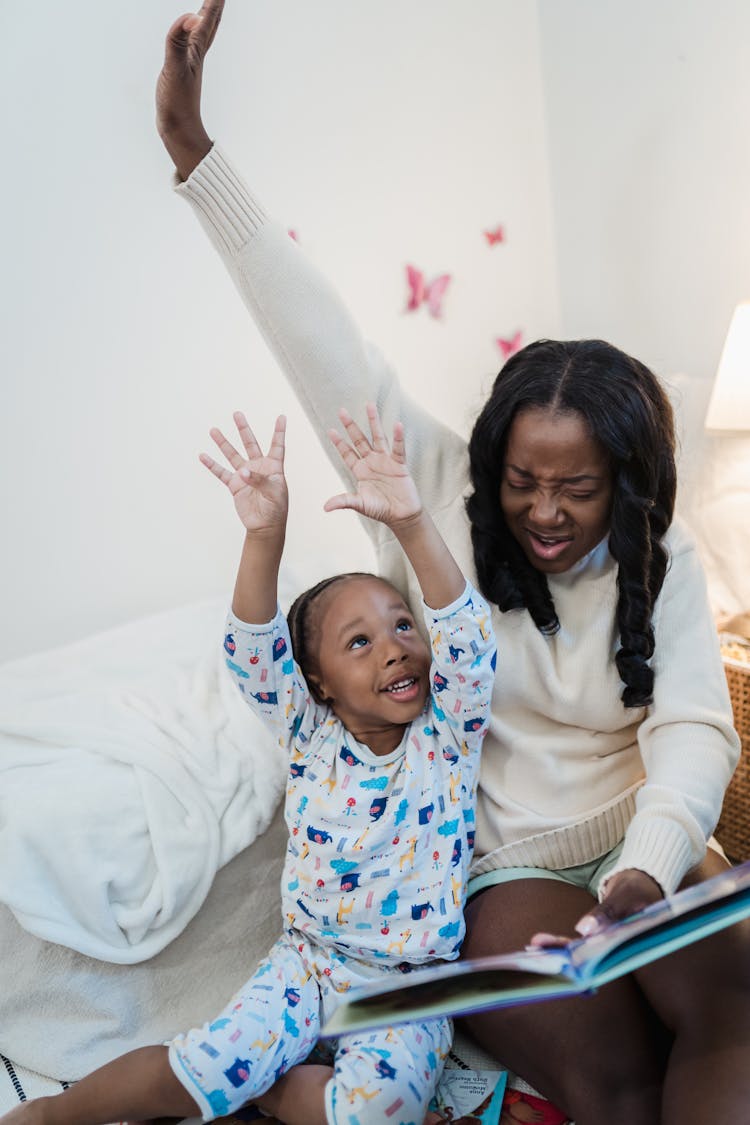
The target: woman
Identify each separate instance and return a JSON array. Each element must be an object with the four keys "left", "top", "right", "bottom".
[{"left": 154, "top": 4, "right": 750, "bottom": 1122}]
